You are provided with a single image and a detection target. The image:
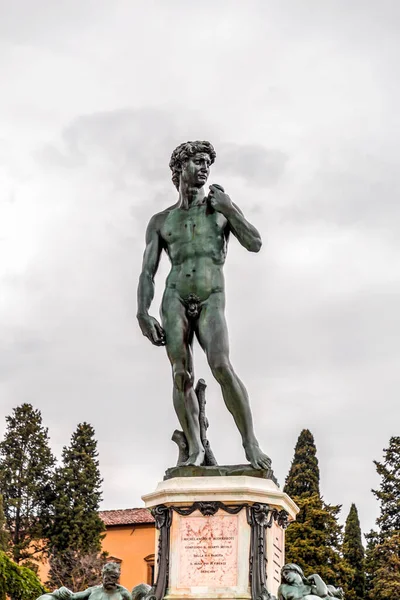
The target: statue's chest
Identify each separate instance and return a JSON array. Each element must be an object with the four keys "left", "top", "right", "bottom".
[
  {"left": 161, "top": 207, "right": 226, "bottom": 245},
  {"left": 91, "top": 590, "right": 121, "bottom": 600}
]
